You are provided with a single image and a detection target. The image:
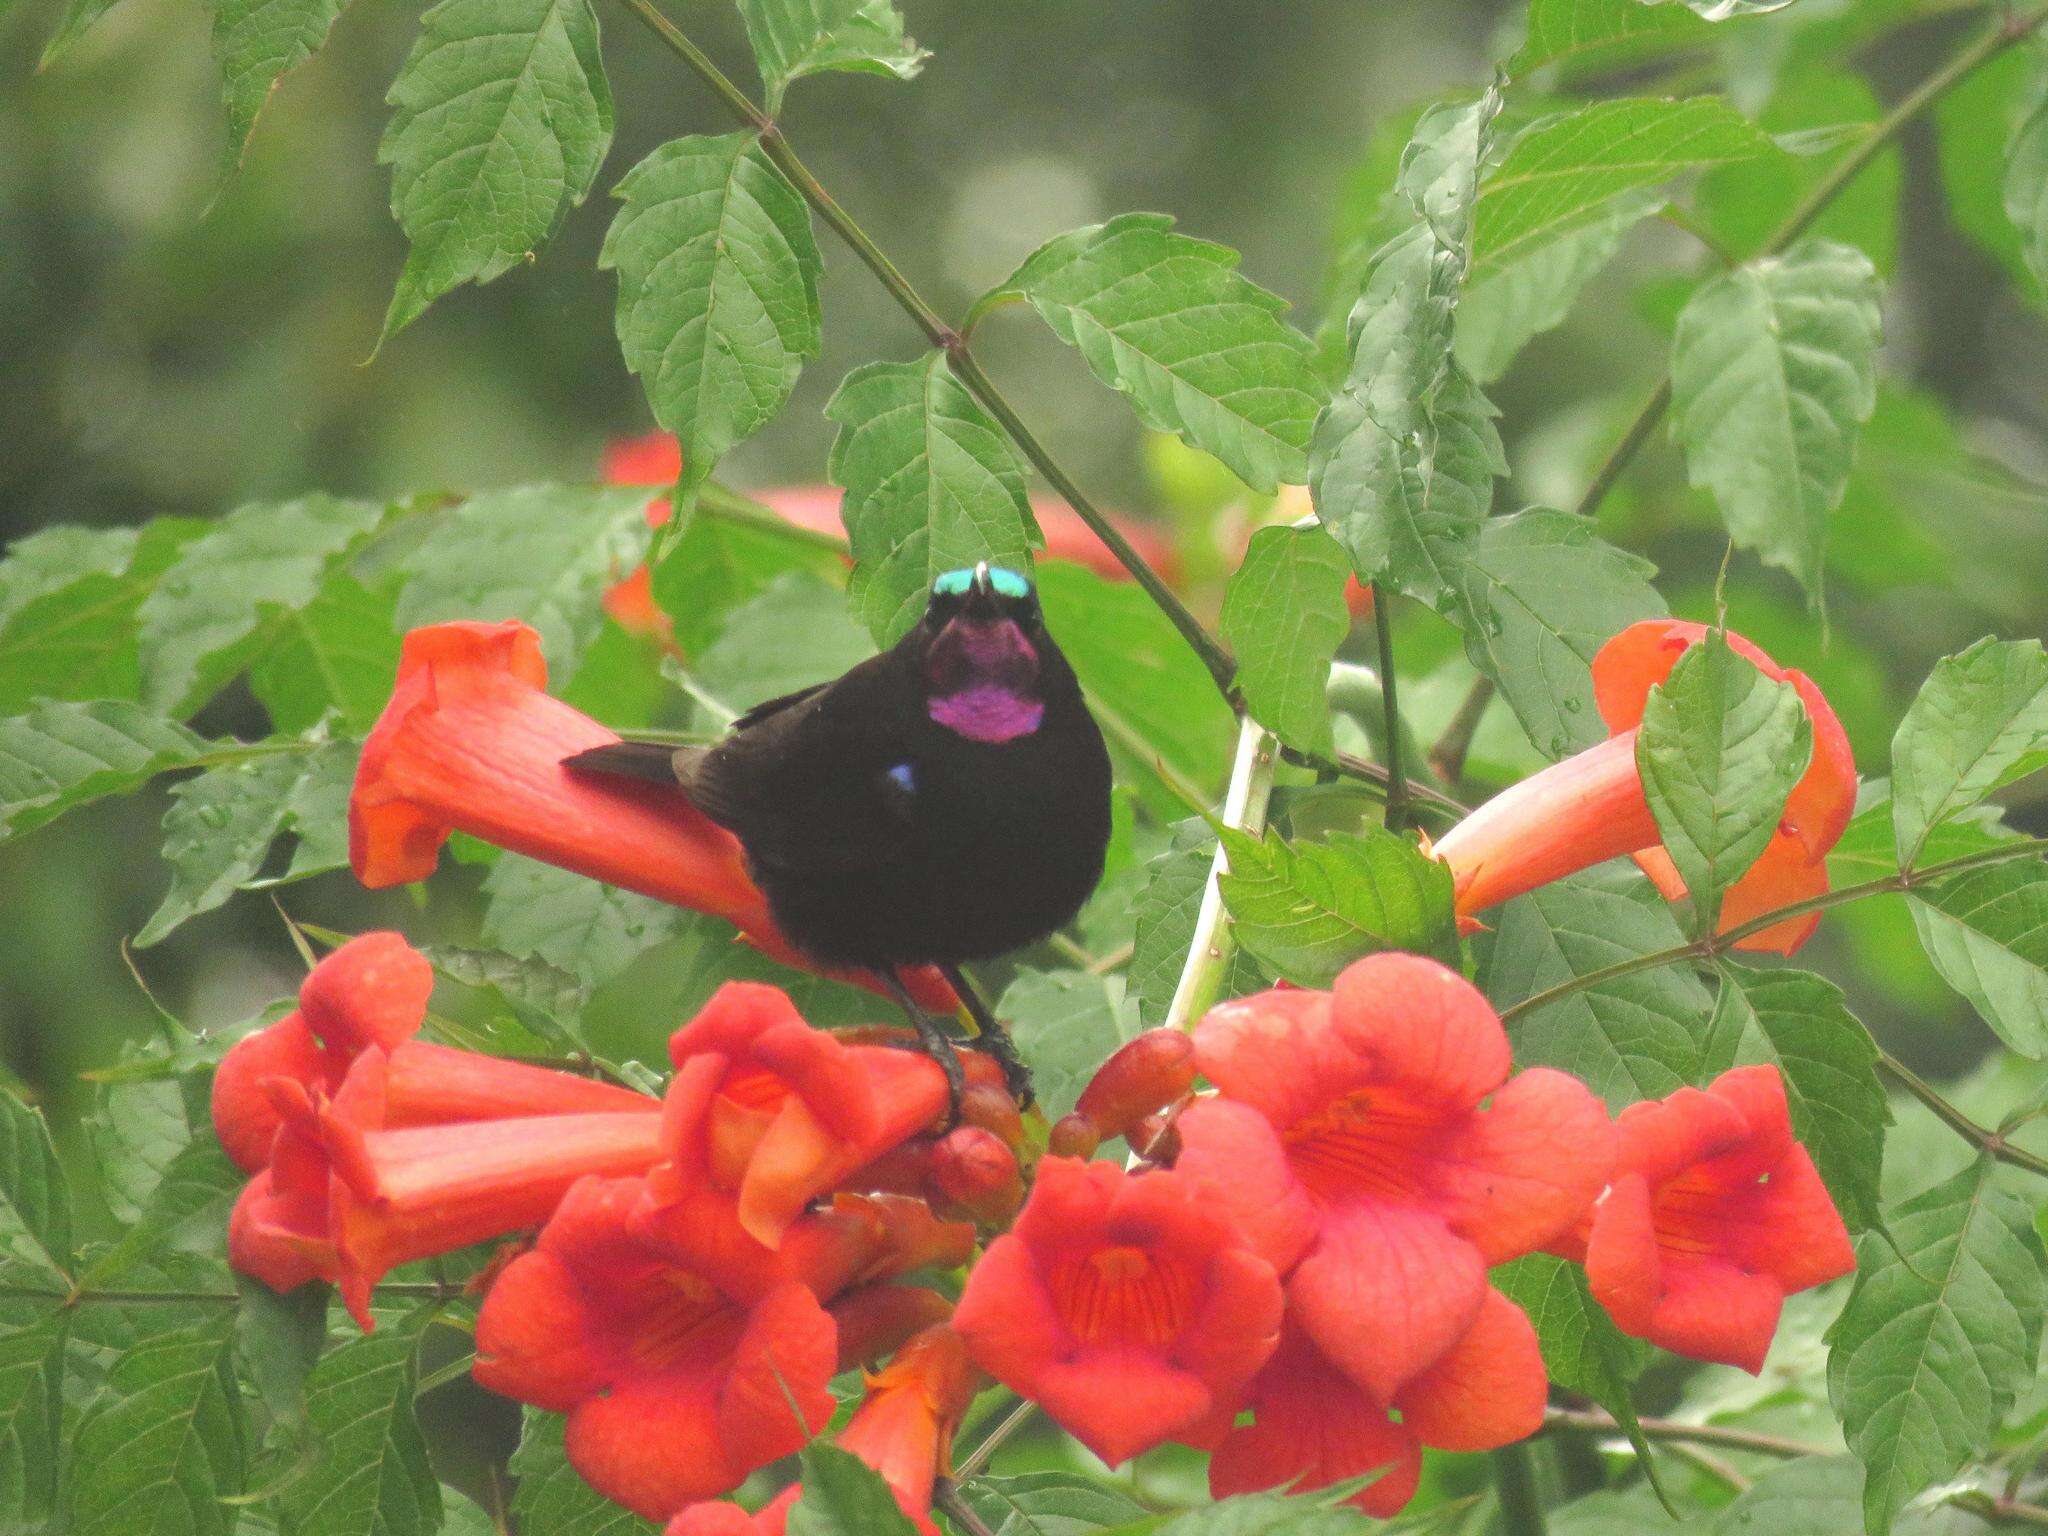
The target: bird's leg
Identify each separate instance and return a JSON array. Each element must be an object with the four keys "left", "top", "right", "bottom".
[
  {"left": 939, "top": 963, "right": 1034, "bottom": 1109},
  {"left": 883, "top": 969, "right": 966, "bottom": 1126}
]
